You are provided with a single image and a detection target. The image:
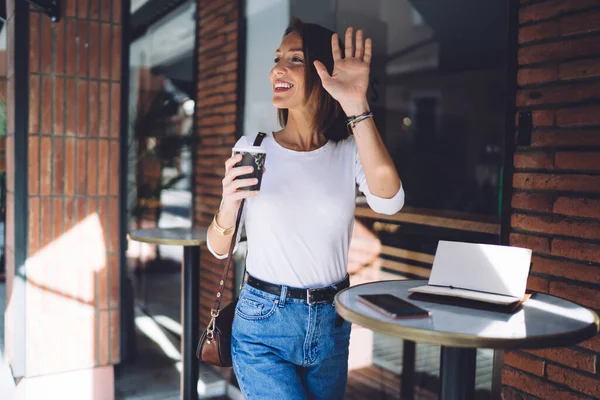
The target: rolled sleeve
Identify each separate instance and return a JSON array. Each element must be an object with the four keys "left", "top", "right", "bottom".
[
  {"left": 354, "top": 139, "right": 405, "bottom": 215},
  {"left": 207, "top": 236, "right": 232, "bottom": 259},
  {"left": 362, "top": 184, "right": 405, "bottom": 215}
]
